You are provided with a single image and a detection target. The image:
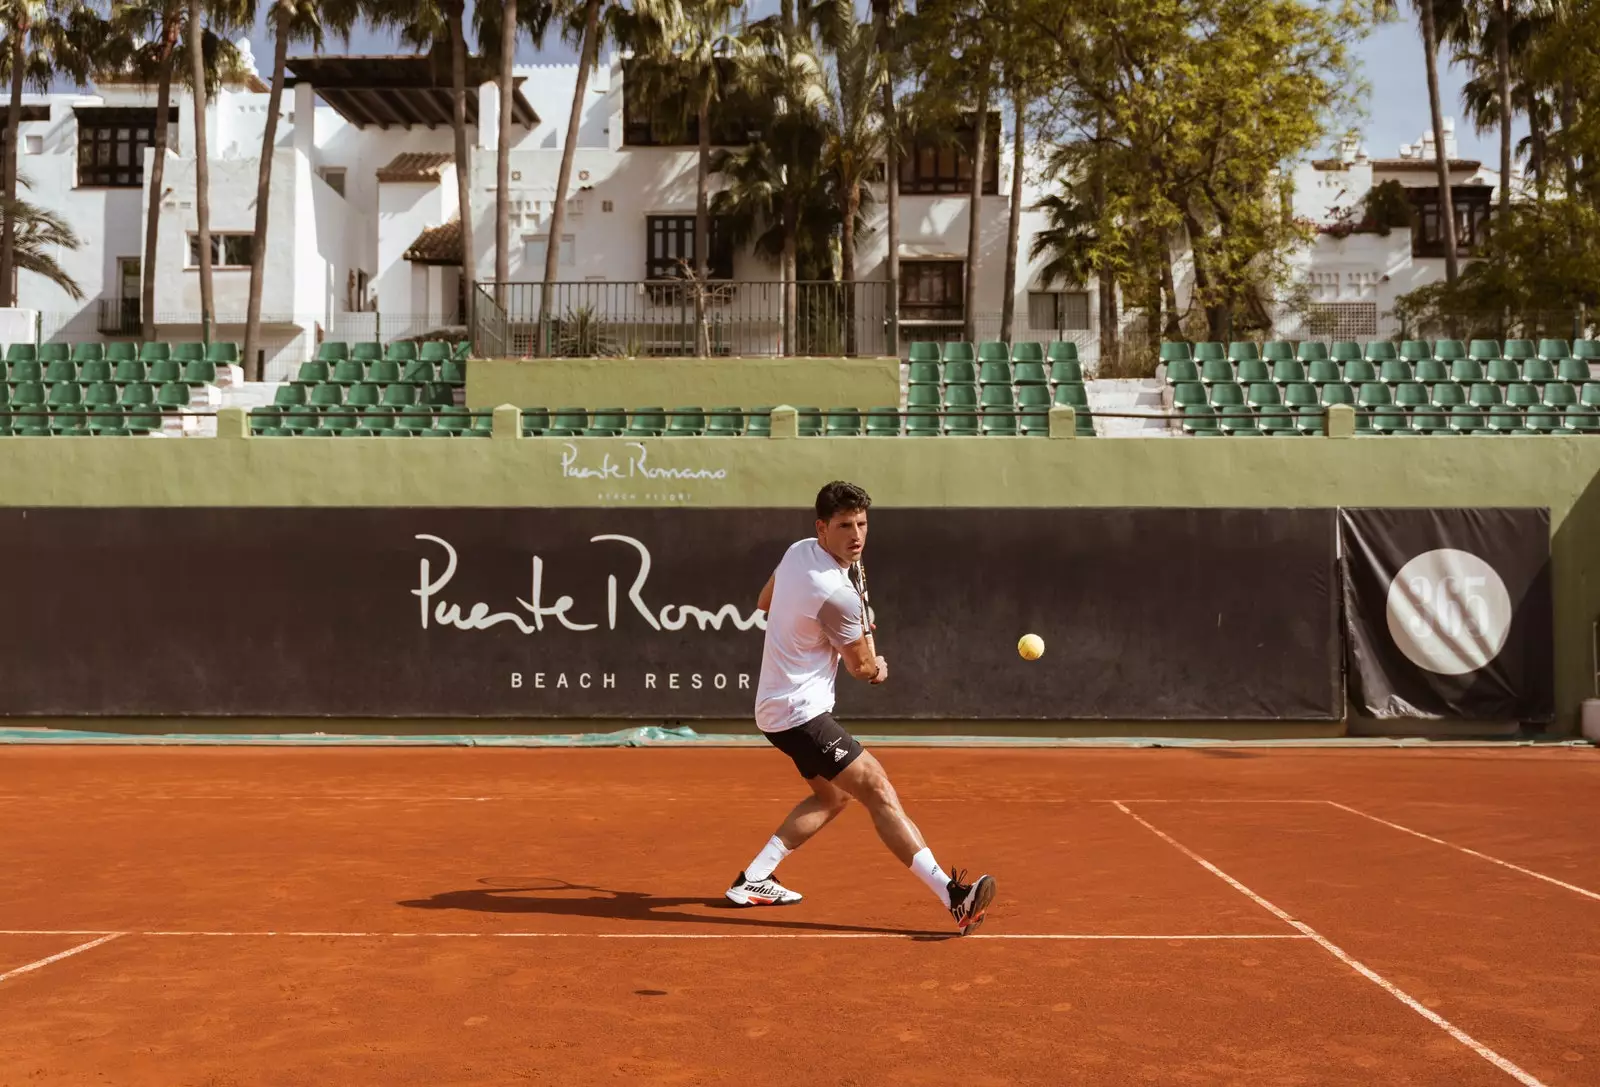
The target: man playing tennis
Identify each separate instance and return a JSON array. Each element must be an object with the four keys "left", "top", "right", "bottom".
[{"left": 724, "top": 481, "right": 997, "bottom": 935}]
